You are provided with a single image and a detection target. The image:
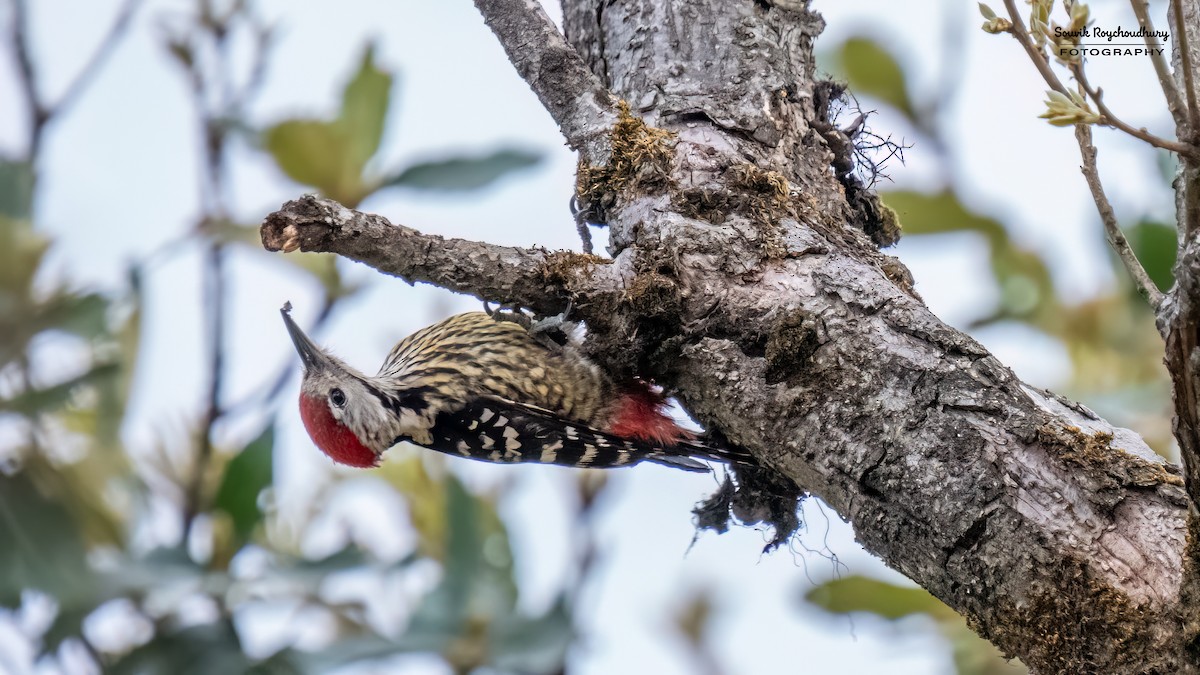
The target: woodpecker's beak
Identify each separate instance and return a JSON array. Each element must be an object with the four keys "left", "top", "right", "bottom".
[{"left": 281, "top": 302, "right": 329, "bottom": 373}]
